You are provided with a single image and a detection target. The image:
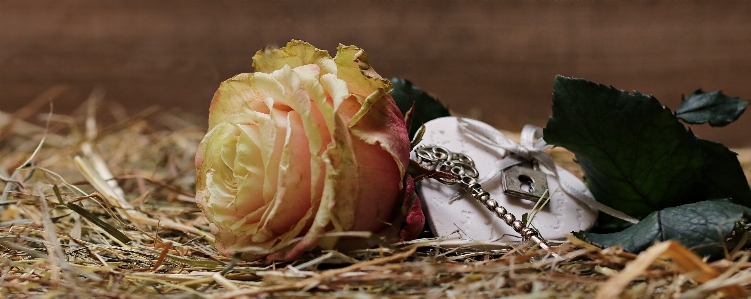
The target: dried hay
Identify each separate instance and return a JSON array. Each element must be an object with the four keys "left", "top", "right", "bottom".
[{"left": 2, "top": 88, "right": 751, "bottom": 298}]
